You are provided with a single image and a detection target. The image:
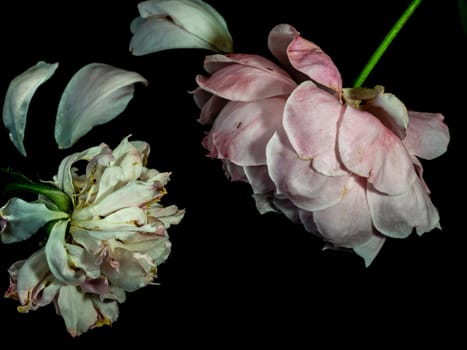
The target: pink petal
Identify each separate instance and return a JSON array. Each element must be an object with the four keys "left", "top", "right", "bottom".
[
  {"left": 204, "top": 97, "right": 285, "bottom": 166},
  {"left": 310, "top": 176, "right": 376, "bottom": 248},
  {"left": 367, "top": 179, "right": 441, "bottom": 239},
  {"left": 266, "top": 129, "right": 351, "bottom": 211},
  {"left": 359, "top": 91, "right": 409, "bottom": 140},
  {"left": 403, "top": 111, "right": 450, "bottom": 160},
  {"left": 338, "top": 105, "right": 417, "bottom": 195},
  {"left": 286, "top": 33, "right": 342, "bottom": 92},
  {"left": 195, "top": 92, "right": 227, "bottom": 125},
  {"left": 283, "top": 81, "right": 348, "bottom": 176},
  {"left": 195, "top": 55, "right": 296, "bottom": 102}
]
